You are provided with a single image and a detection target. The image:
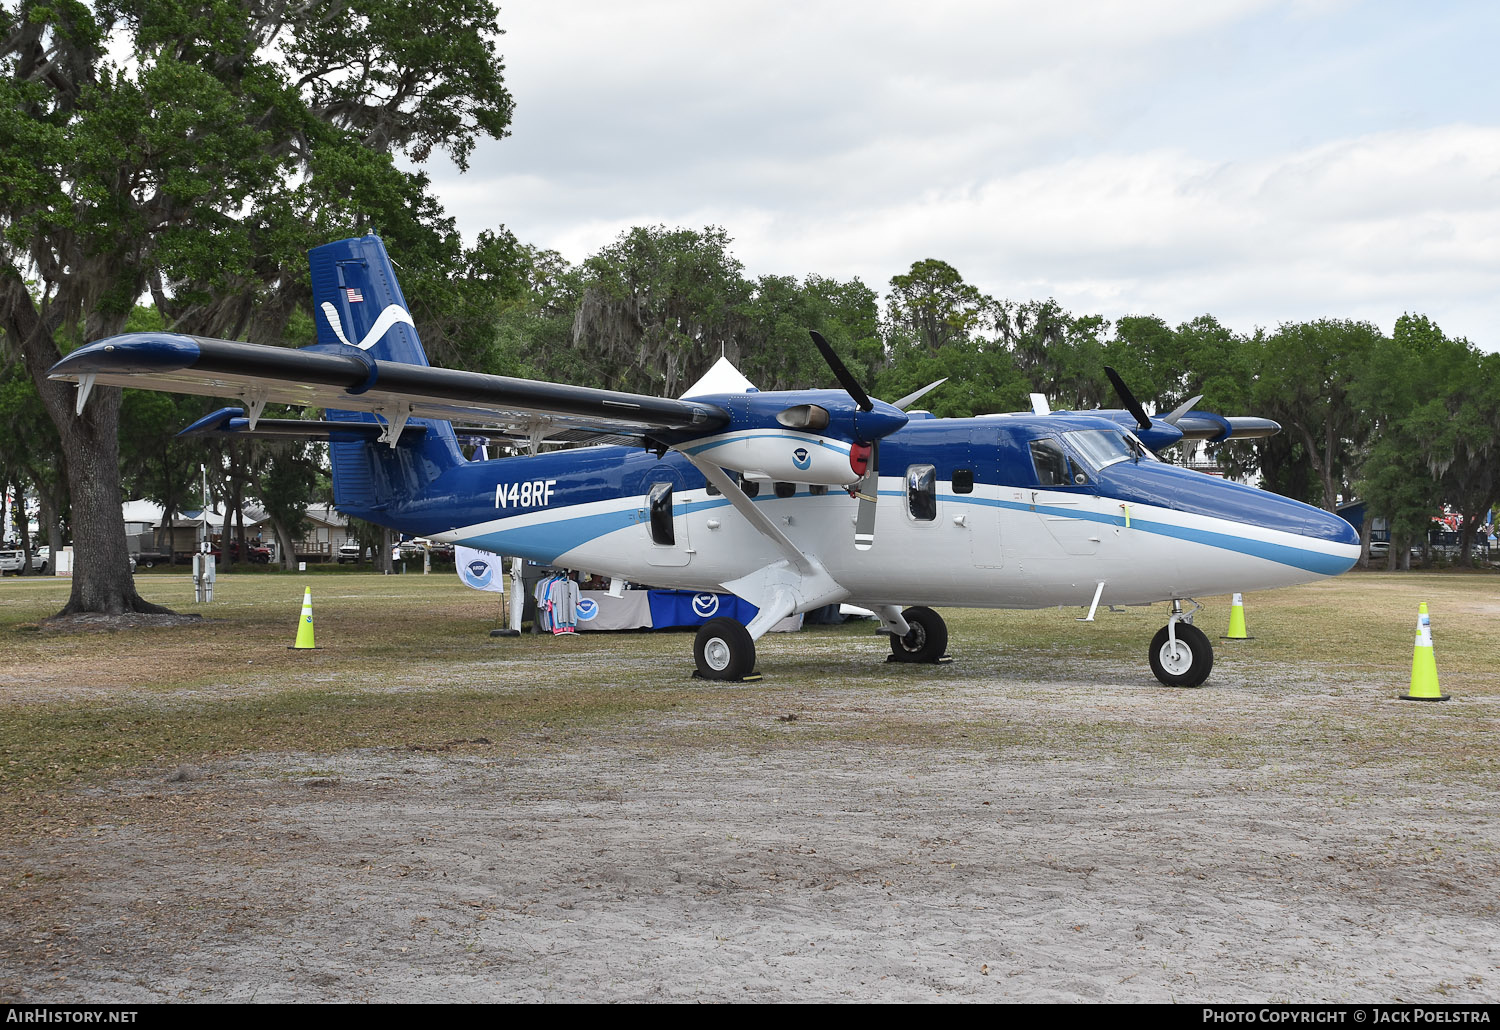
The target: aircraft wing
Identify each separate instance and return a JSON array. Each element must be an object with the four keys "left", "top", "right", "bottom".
[{"left": 49, "top": 333, "right": 730, "bottom": 441}]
